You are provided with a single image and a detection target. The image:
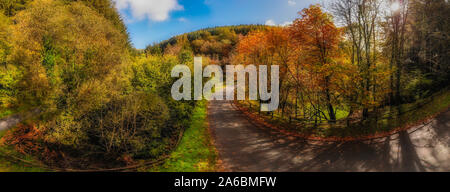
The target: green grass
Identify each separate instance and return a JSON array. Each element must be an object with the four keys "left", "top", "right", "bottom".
[
  {"left": 0, "top": 109, "right": 13, "bottom": 119},
  {"left": 0, "top": 100, "right": 217, "bottom": 172},
  {"left": 146, "top": 100, "right": 218, "bottom": 172},
  {"left": 0, "top": 129, "right": 48, "bottom": 172},
  {"left": 238, "top": 89, "right": 450, "bottom": 138}
]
